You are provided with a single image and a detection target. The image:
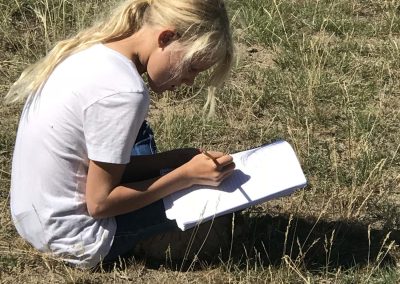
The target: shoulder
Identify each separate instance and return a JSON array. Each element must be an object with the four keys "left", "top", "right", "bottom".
[
  {"left": 85, "top": 91, "right": 150, "bottom": 112},
  {"left": 55, "top": 44, "right": 147, "bottom": 93}
]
